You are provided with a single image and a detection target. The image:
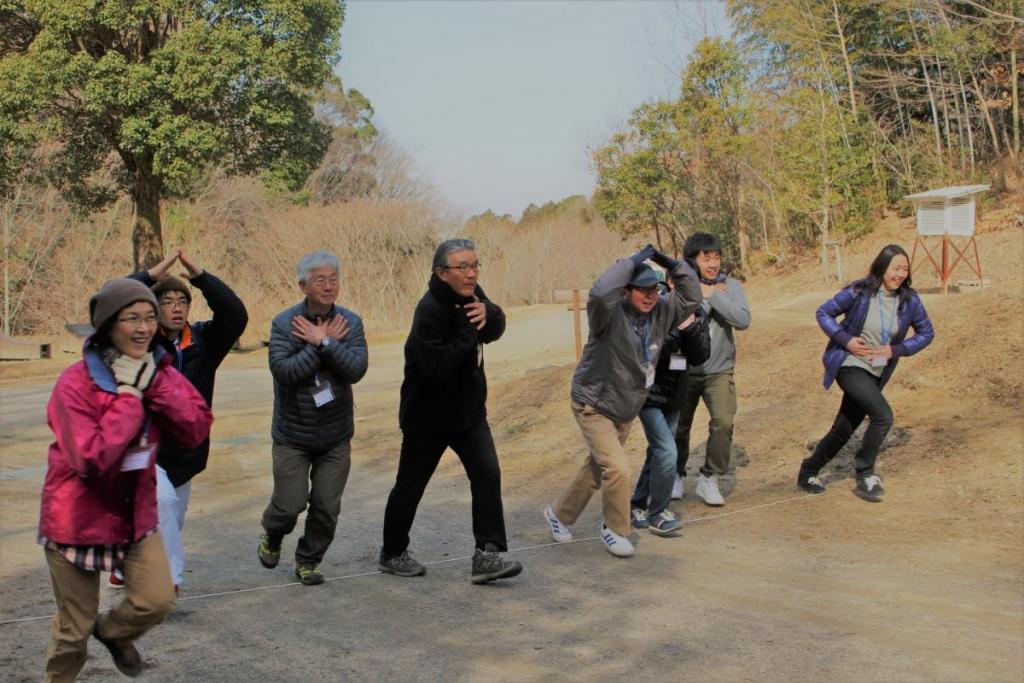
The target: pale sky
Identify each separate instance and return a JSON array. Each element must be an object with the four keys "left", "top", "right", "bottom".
[{"left": 338, "top": 0, "right": 728, "bottom": 219}]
